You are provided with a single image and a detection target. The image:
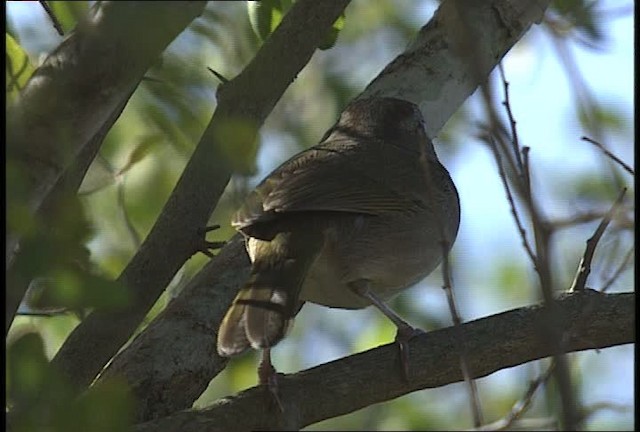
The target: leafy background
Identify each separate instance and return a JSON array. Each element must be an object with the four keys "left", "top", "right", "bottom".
[{"left": 6, "top": 1, "right": 633, "bottom": 430}]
